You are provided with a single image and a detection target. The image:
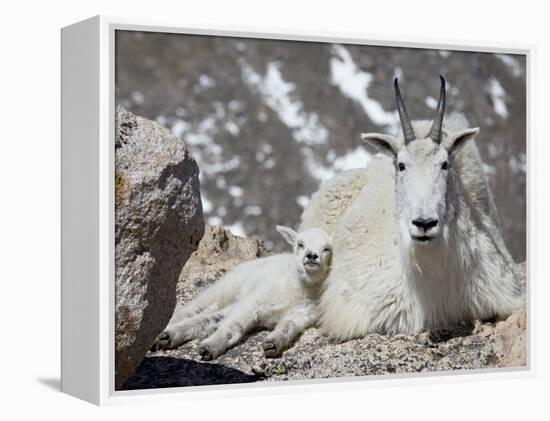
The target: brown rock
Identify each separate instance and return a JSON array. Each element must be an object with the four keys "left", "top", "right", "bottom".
[
  {"left": 176, "top": 224, "right": 266, "bottom": 305},
  {"left": 115, "top": 107, "right": 204, "bottom": 389},
  {"left": 492, "top": 308, "right": 527, "bottom": 367}
]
